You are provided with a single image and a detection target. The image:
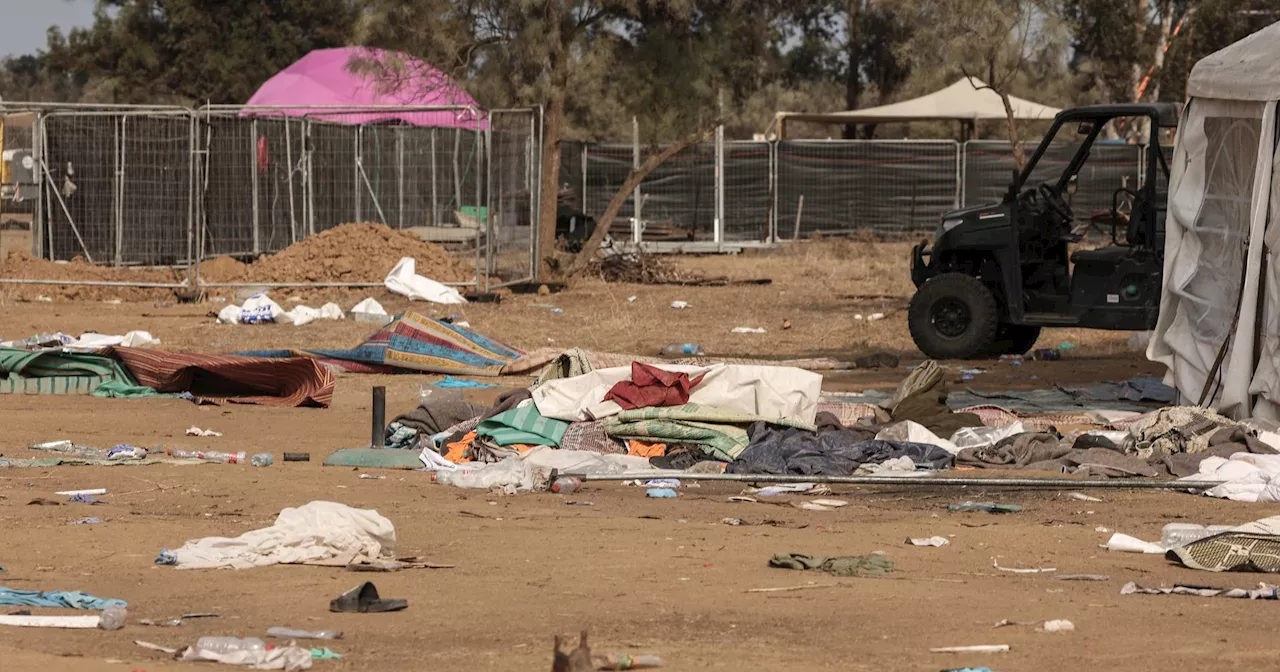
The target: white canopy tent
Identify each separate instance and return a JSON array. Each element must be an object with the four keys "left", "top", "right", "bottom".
[
  {"left": 1149, "top": 20, "right": 1280, "bottom": 420},
  {"left": 773, "top": 78, "right": 1061, "bottom": 139}
]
